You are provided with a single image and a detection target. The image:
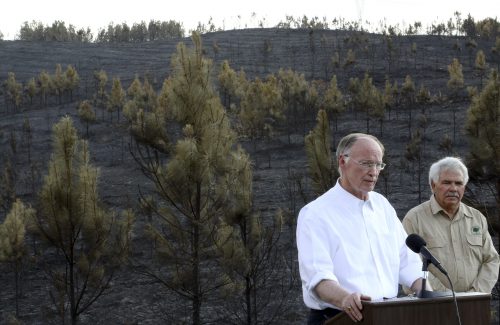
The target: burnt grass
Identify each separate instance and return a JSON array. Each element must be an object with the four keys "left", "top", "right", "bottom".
[{"left": 0, "top": 28, "right": 499, "bottom": 324}]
